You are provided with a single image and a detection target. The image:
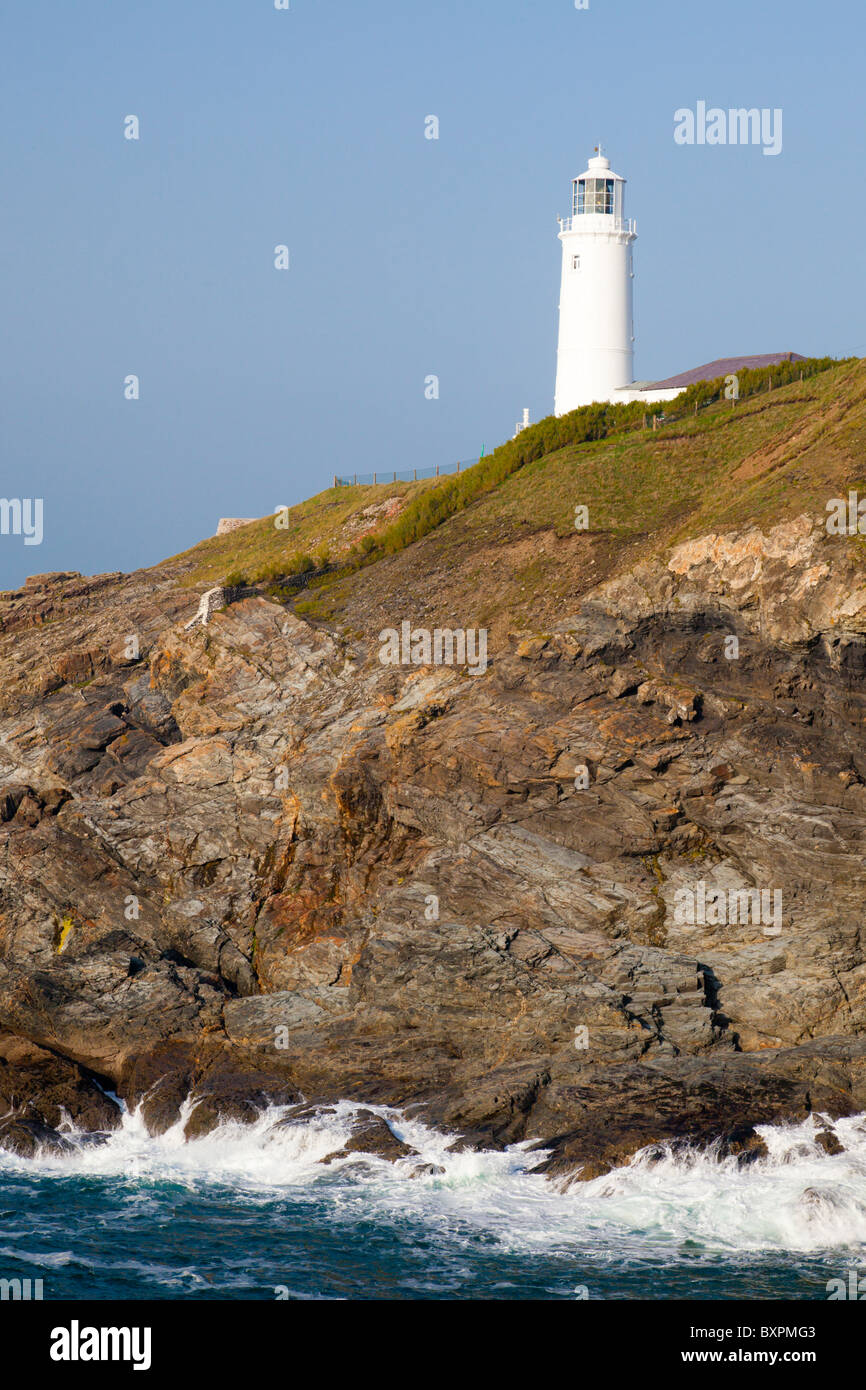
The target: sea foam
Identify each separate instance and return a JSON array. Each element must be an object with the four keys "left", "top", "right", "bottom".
[{"left": 2, "top": 1099, "right": 866, "bottom": 1258}]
